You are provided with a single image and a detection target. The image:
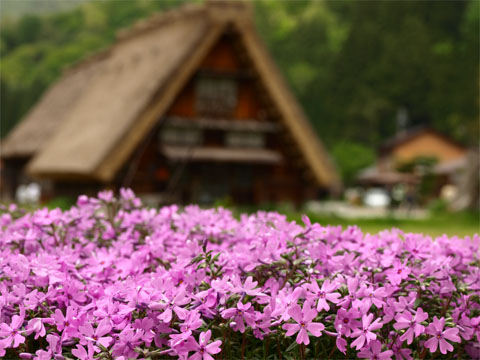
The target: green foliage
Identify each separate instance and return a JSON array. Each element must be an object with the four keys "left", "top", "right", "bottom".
[
  {"left": 332, "top": 141, "right": 375, "bottom": 184},
  {"left": 46, "top": 196, "right": 76, "bottom": 210}
]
